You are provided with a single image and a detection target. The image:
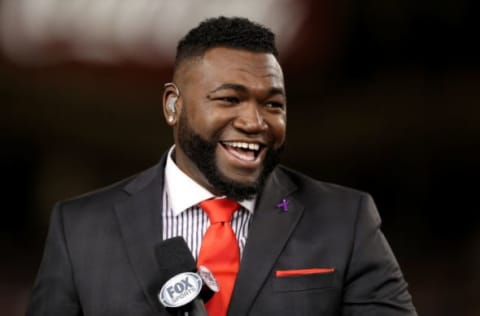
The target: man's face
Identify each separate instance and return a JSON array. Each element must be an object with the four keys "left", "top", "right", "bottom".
[{"left": 170, "top": 47, "right": 287, "bottom": 199}]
